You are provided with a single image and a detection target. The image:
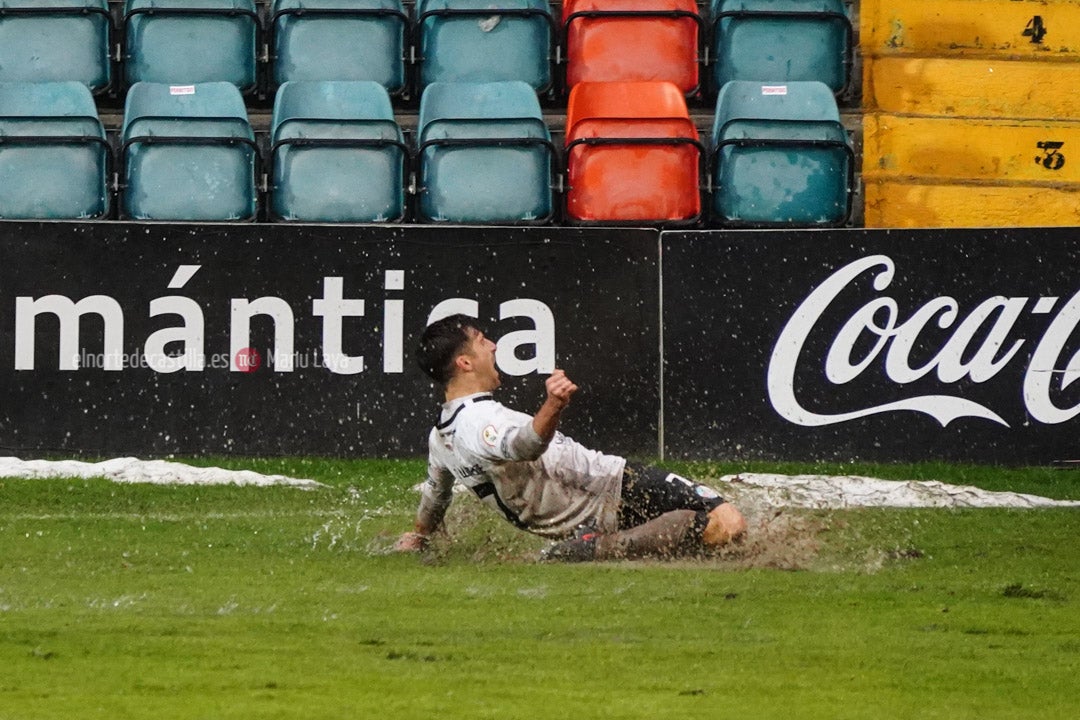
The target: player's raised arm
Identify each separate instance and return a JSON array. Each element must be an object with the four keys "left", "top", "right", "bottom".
[
  {"left": 471, "top": 370, "right": 579, "bottom": 464},
  {"left": 532, "top": 370, "right": 578, "bottom": 444}
]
